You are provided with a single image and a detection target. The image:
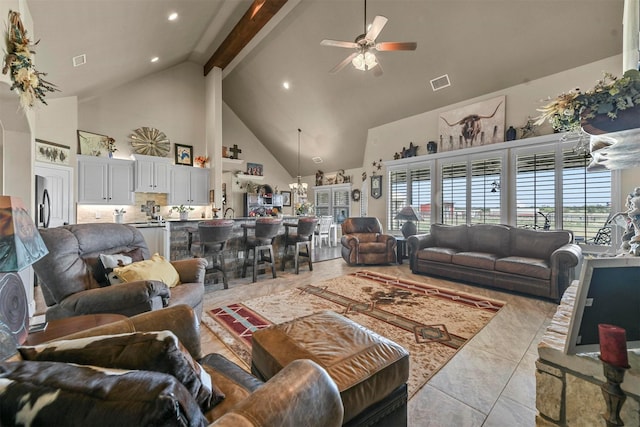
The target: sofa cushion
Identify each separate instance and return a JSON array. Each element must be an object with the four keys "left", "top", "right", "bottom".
[
  {"left": 495, "top": 256, "right": 551, "bottom": 280},
  {"left": 349, "top": 233, "right": 378, "bottom": 243},
  {"left": 417, "top": 247, "right": 459, "bottom": 263},
  {"left": 358, "top": 242, "right": 388, "bottom": 253},
  {"left": 468, "top": 224, "right": 510, "bottom": 256},
  {"left": 0, "top": 360, "right": 208, "bottom": 427},
  {"left": 114, "top": 253, "right": 180, "bottom": 288},
  {"left": 509, "top": 228, "right": 572, "bottom": 260},
  {"left": 452, "top": 252, "right": 500, "bottom": 271},
  {"left": 431, "top": 224, "right": 469, "bottom": 252},
  {"left": 18, "top": 330, "right": 223, "bottom": 411}
]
